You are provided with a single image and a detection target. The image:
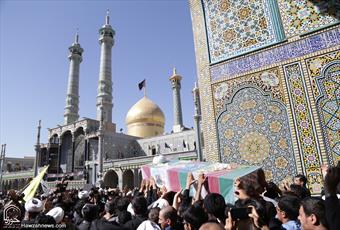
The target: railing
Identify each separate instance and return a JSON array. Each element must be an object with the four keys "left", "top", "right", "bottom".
[
  {"left": 102, "top": 150, "right": 197, "bottom": 170},
  {"left": 45, "top": 180, "right": 86, "bottom": 190},
  {"left": 2, "top": 170, "right": 34, "bottom": 180},
  {"left": 2, "top": 151, "right": 198, "bottom": 180}
]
